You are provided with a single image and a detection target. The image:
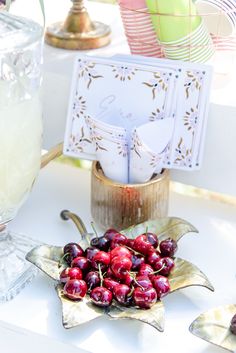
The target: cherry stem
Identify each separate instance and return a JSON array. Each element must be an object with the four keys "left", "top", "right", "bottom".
[
  {"left": 98, "top": 263, "right": 104, "bottom": 287},
  {"left": 58, "top": 253, "right": 69, "bottom": 268},
  {"left": 91, "top": 221, "right": 99, "bottom": 239},
  {"left": 128, "top": 272, "right": 145, "bottom": 291},
  {"left": 145, "top": 226, "right": 148, "bottom": 237},
  {"left": 125, "top": 245, "right": 143, "bottom": 257},
  {"left": 150, "top": 263, "right": 165, "bottom": 275}
]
